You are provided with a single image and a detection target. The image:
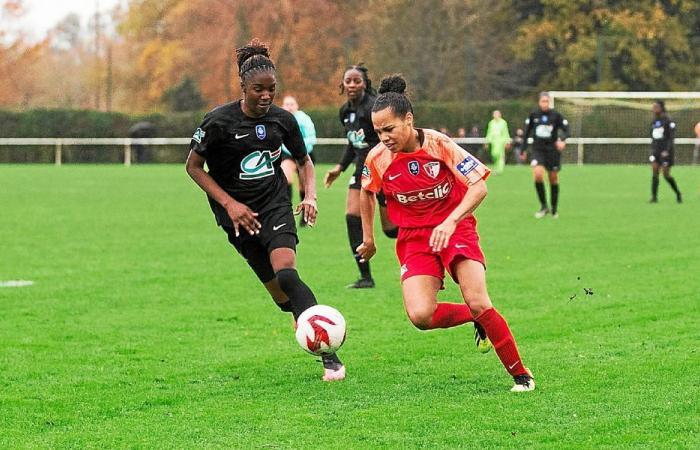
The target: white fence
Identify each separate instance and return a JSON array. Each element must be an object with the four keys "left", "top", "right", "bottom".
[{"left": 0, "top": 137, "right": 698, "bottom": 166}]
